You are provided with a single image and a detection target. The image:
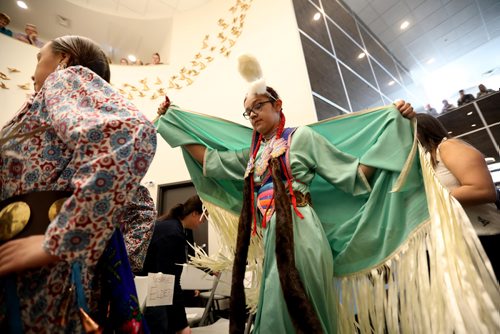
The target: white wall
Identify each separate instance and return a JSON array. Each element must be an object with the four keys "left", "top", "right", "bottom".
[
  {"left": 0, "top": 34, "right": 38, "bottom": 126},
  {"left": 0, "top": 0, "right": 313, "bottom": 255}
]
